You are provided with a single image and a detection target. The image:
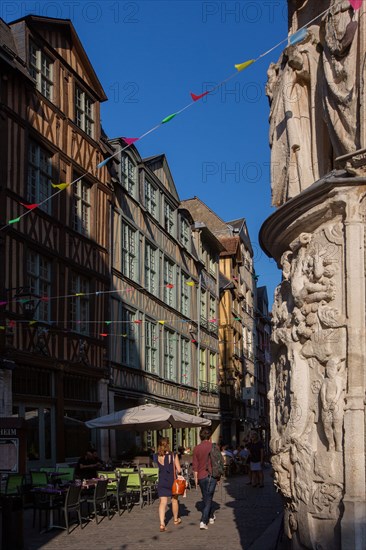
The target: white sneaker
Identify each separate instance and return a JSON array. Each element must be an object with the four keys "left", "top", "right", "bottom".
[
  {"left": 200, "top": 522, "right": 208, "bottom": 530},
  {"left": 209, "top": 515, "right": 216, "bottom": 524}
]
